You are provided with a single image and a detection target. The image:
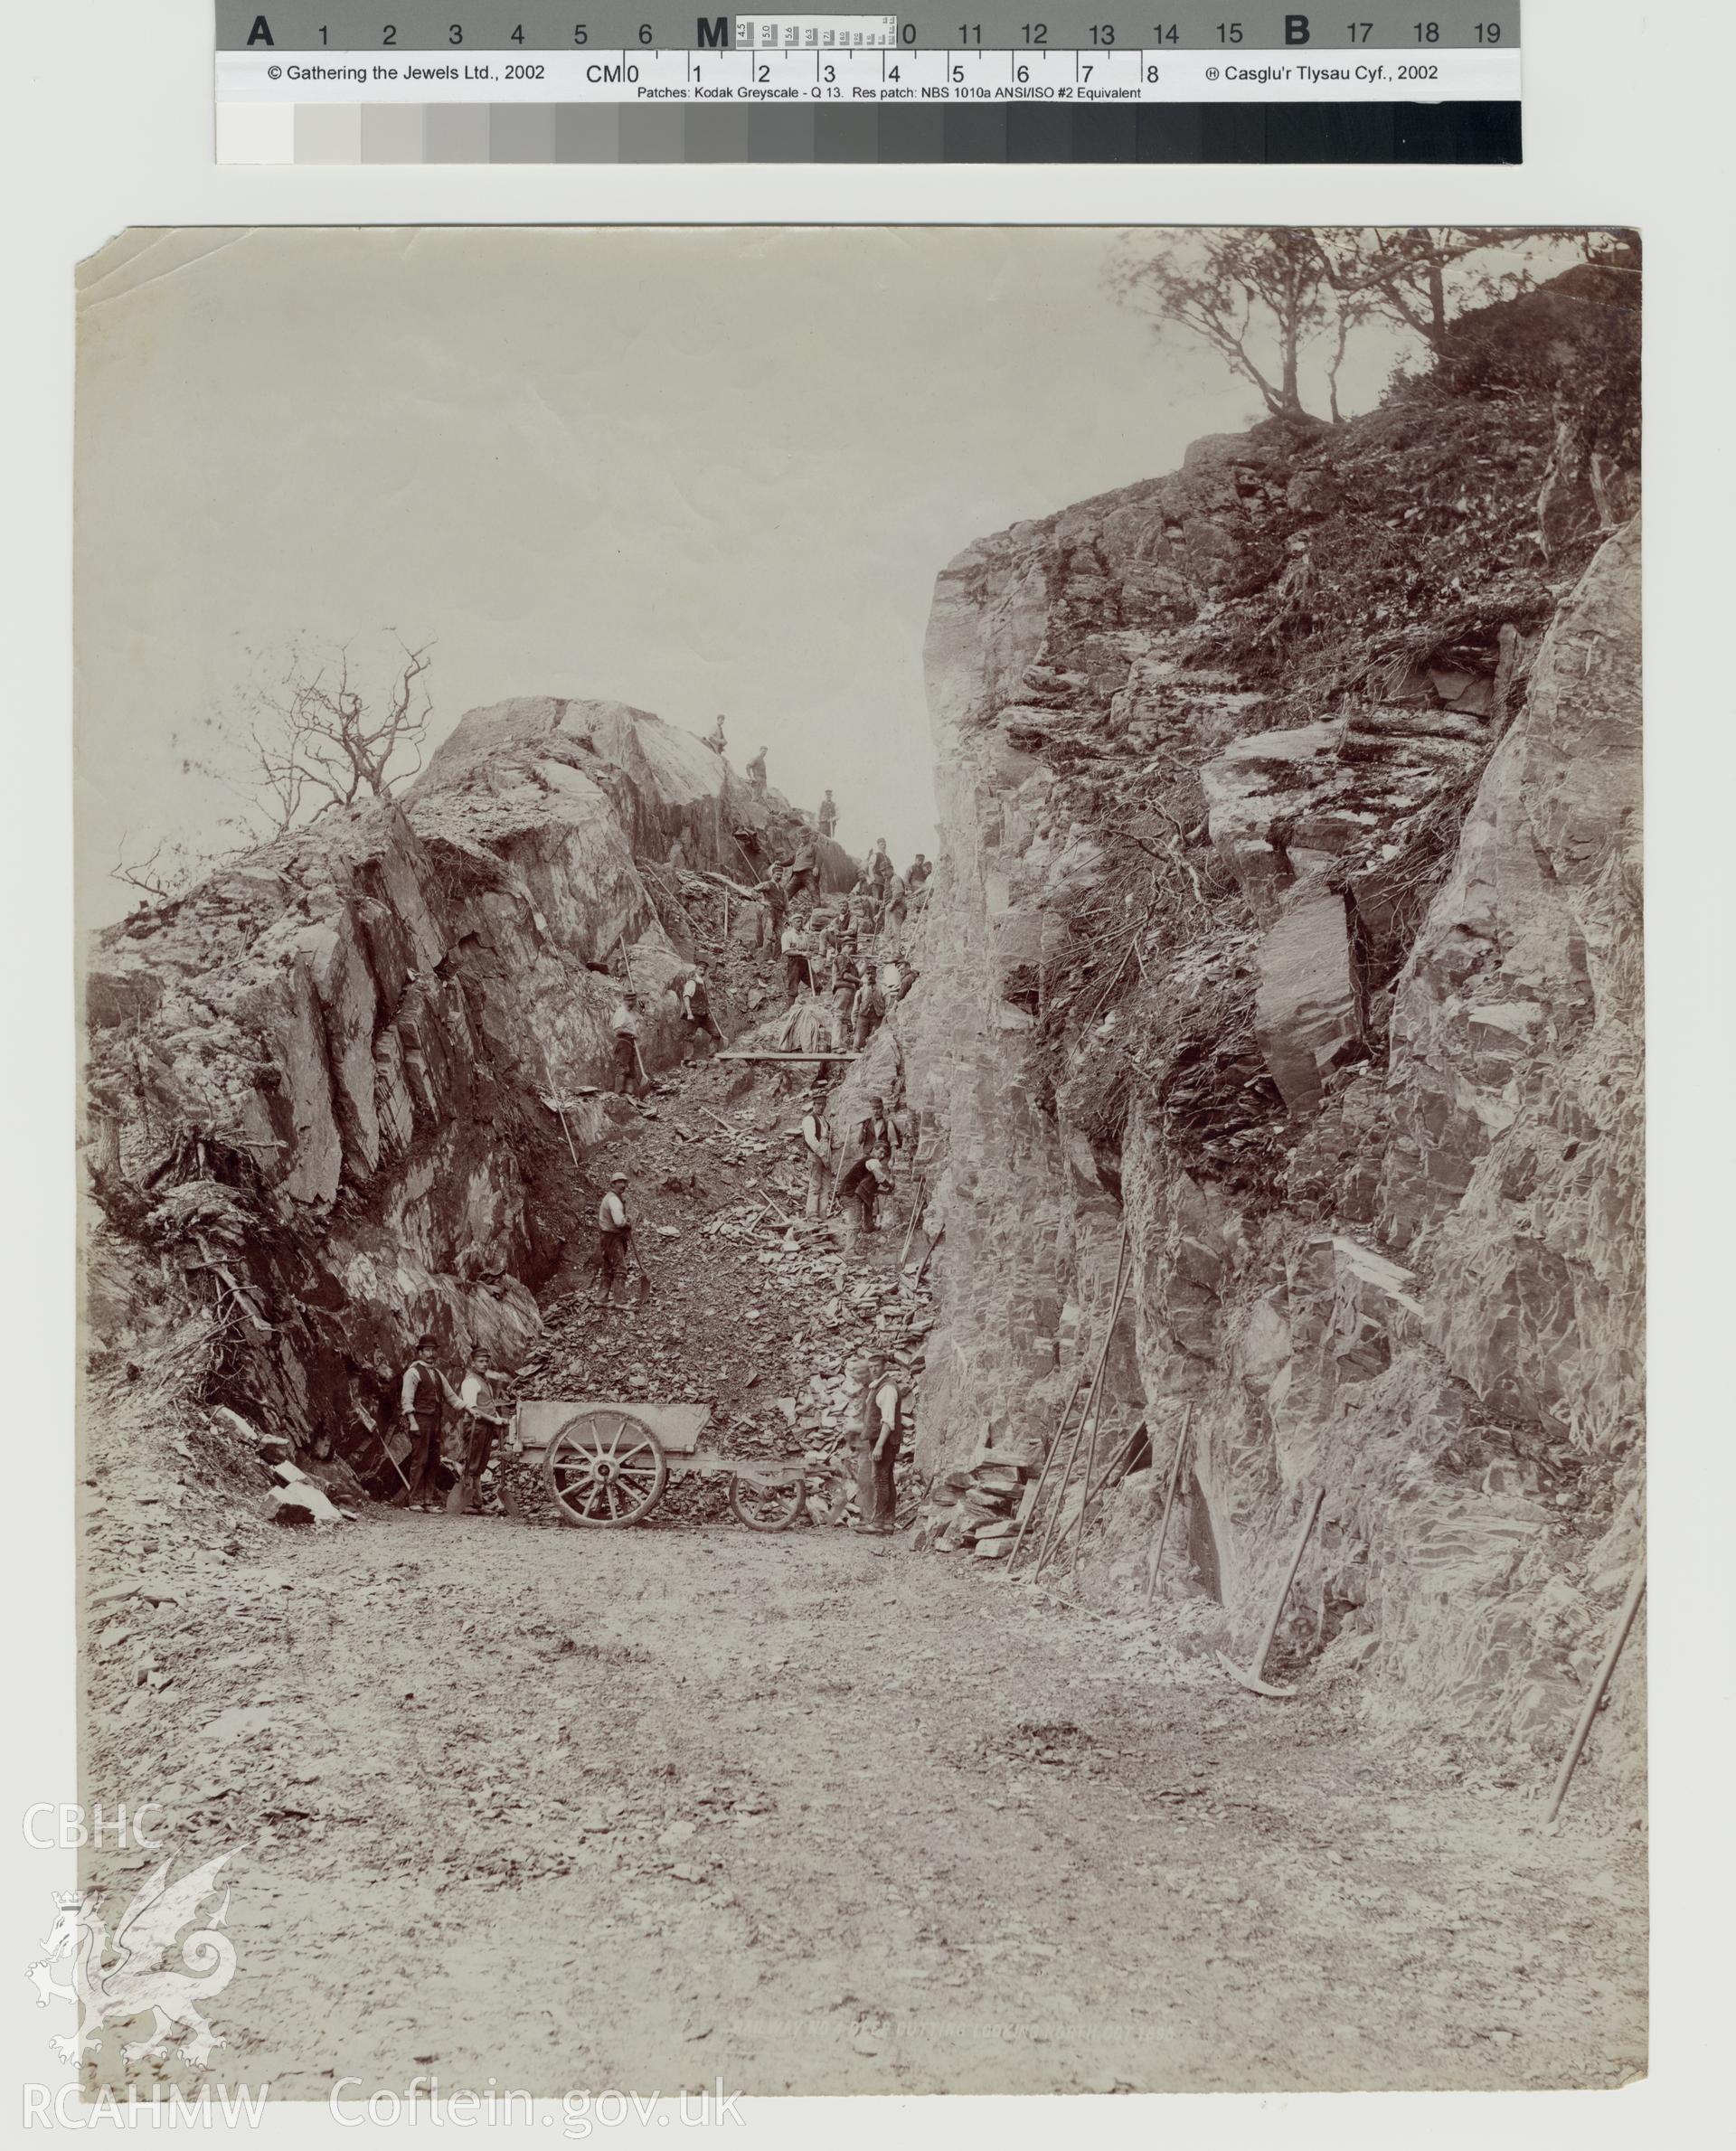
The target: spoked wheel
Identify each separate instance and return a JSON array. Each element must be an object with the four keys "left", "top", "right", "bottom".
[
  {"left": 728, "top": 1465, "right": 808, "bottom": 1533},
  {"left": 545, "top": 1409, "right": 667, "bottom": 1529}
]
